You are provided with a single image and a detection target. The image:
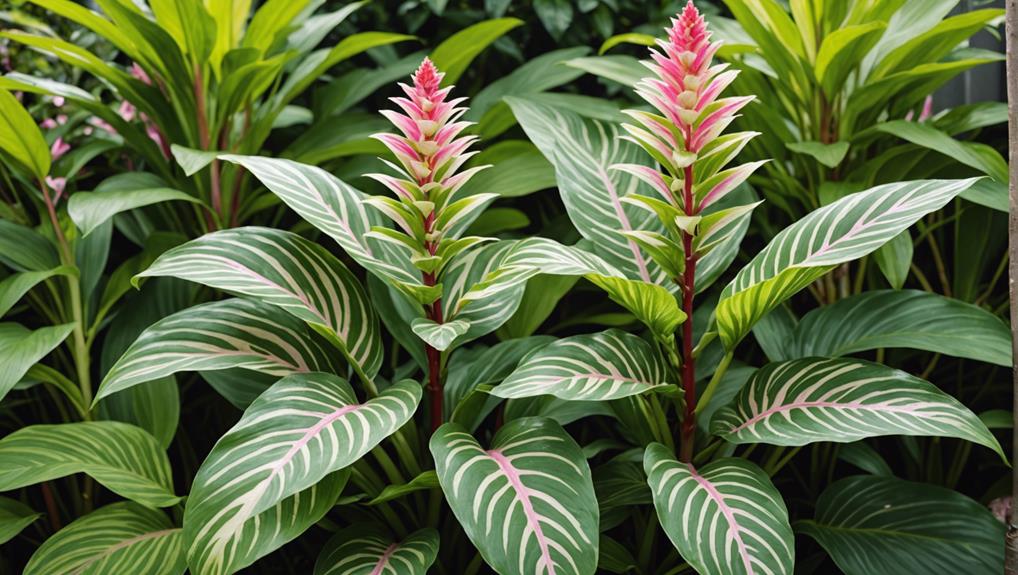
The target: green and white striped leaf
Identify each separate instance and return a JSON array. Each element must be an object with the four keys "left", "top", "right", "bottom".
[
  {"left": 0, "top": 422, "right": 179, "bottom": 508},
  {"left": 410, "top": 318, "right": 470, "bottom": 352},
  {"left": 798, "top": 475, "right": 1004, "bottom": 575},
  {"left": 493, "top": 329, "right": 671, "bottom": 401},
  {"left": 644, "top": 445, "right": 794, "bottom": 575},
  {"left": 431, "top": 417, "right": 599, "bottom": 575},
  {"left": 0, "top": 322, "right": 74, "bottom": 402},
  {"left": 96, "top": 298, "right": 341, "bottom": 403},
  {"left": 506, "top": 96, "right": 671, "bottom": 287},
  {"left": 710, "top": 358, "right": 1003, "bottom": 457},
  {"left": 784, "top": 290, "right": 1011, "bottom": 366},
  {"left": 184, "top": 373, "right": 420, "bottom": 575},
  {"left": 314, "top": 526, "right": 439, "bottom": 575},
  {"left": 219, "top": 155, "right": 431, "bottom": 302},
  {"left": 443, "top": 240, "right": 529, "bottom": 346},
  {"left": 24, "top": 502, "right": 184, "bottom": 575},
  {"left": 716, "top": 178, "right": 981, "bottom": 349},
  {"left": 0, "top": 266, "right": 74, "bottom": 317},
  {"left": 0, "top": 496, "right": 39, "bottom": 545},
  {"left": 138, "top": 227, "right": 383, "bottom": 378}
]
